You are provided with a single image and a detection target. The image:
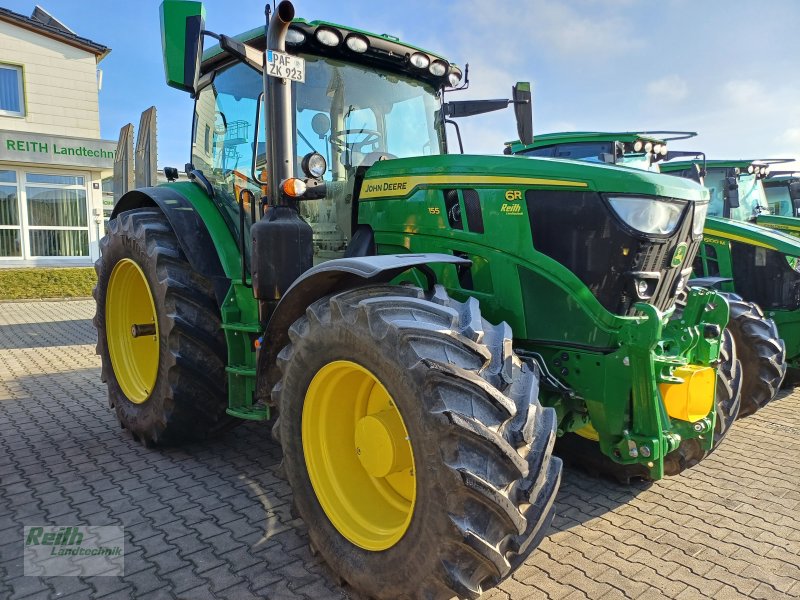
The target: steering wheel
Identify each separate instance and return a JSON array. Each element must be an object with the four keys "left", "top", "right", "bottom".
[{"left": 331, "top": 128, "right": 382, "bottom": 154}]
